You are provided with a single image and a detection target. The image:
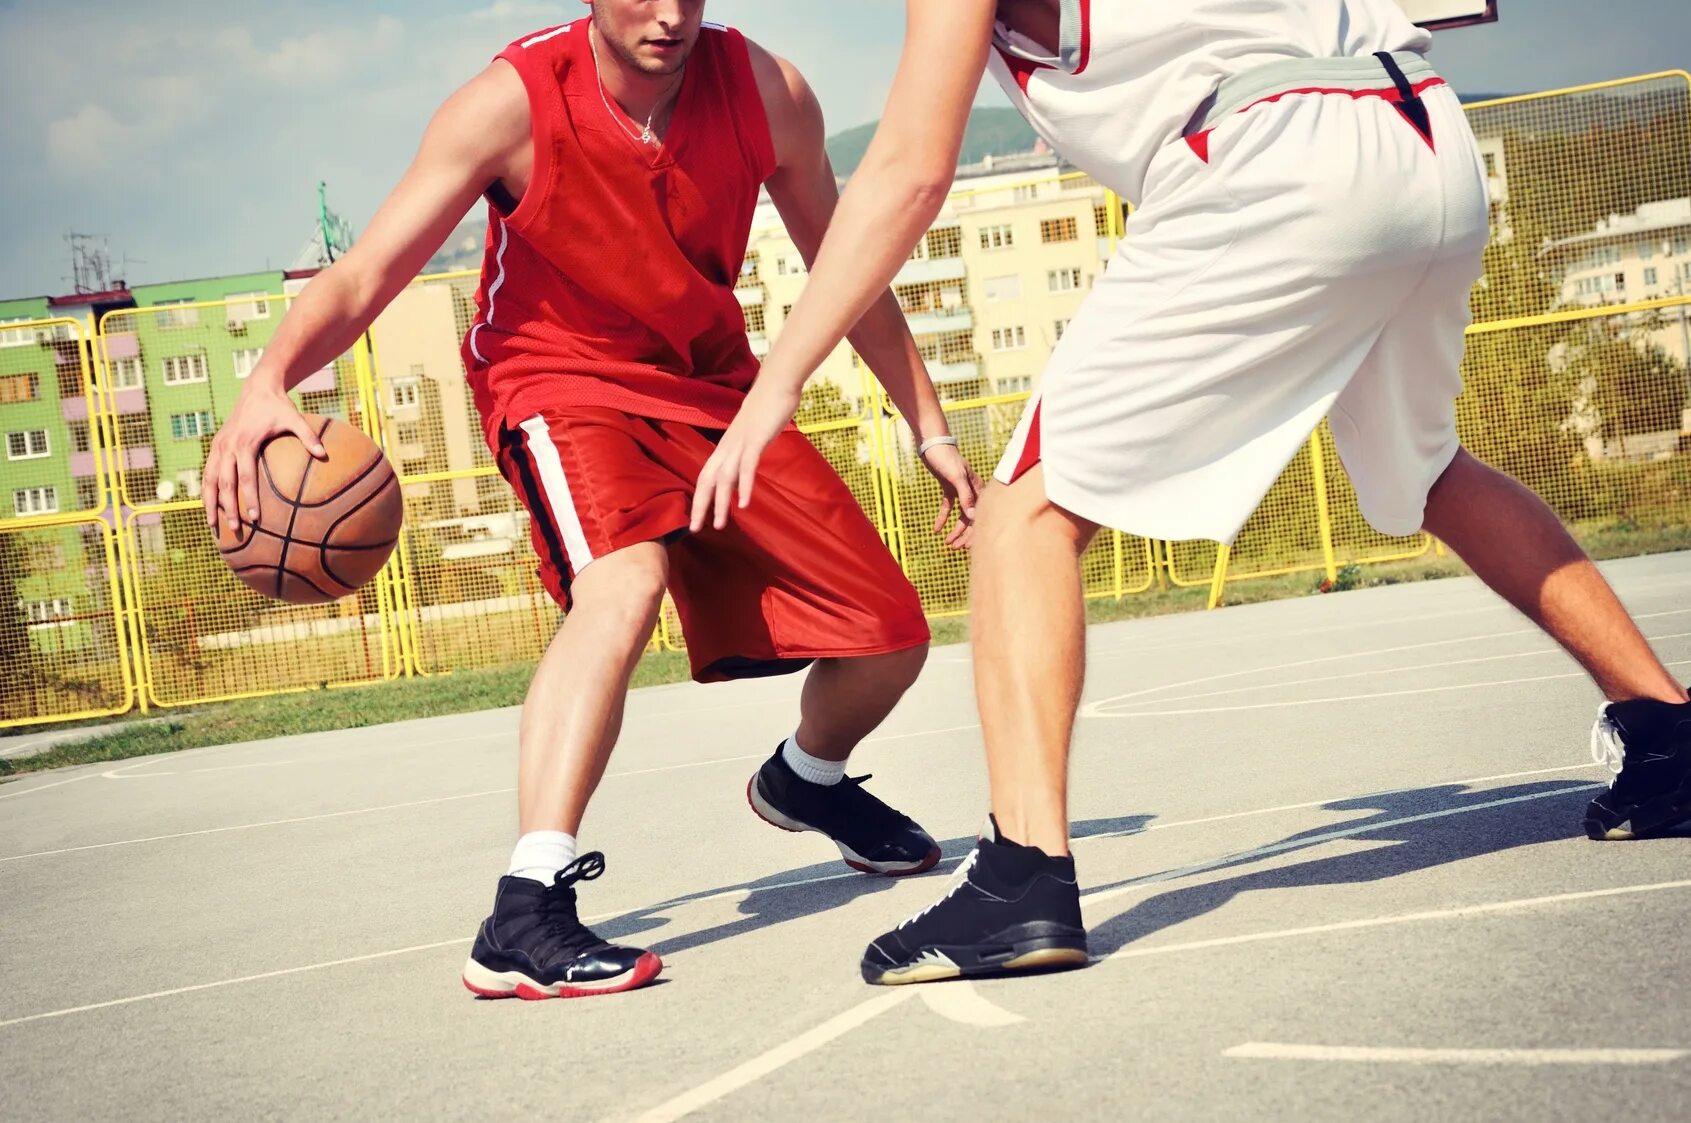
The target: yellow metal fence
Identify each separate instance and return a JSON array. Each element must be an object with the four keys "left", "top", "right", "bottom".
[{"left": 3, "top": 72, "right": 1690, "bottom": 727}]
